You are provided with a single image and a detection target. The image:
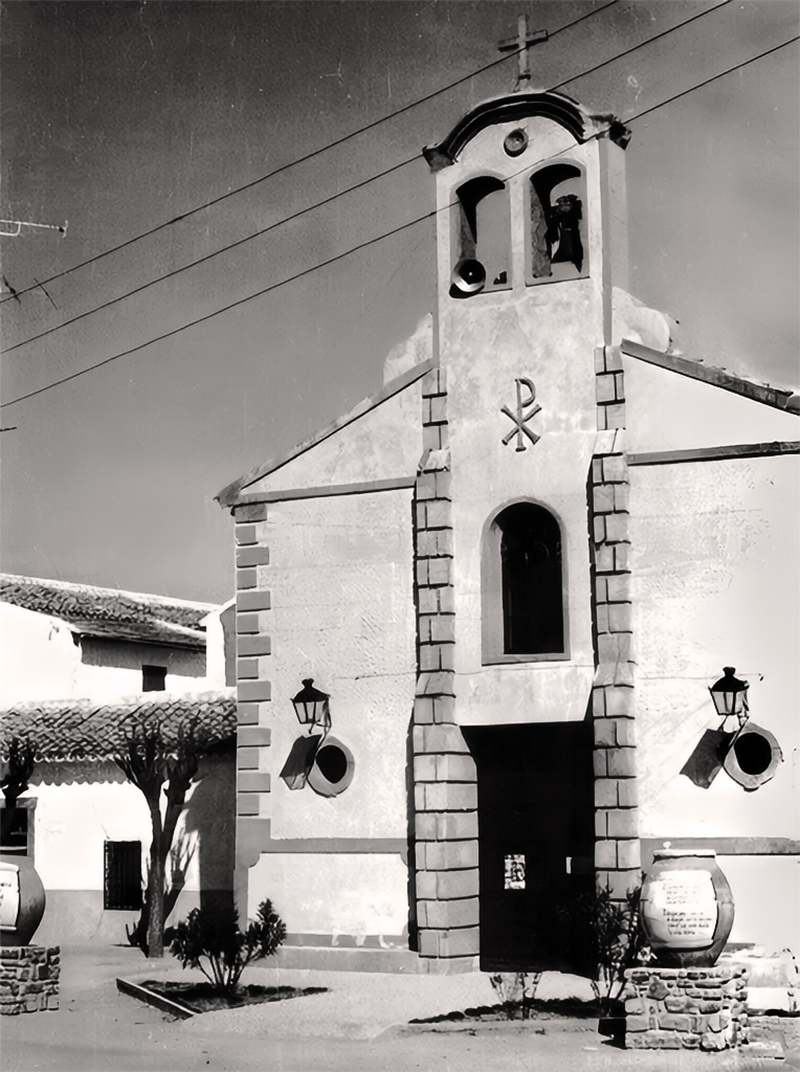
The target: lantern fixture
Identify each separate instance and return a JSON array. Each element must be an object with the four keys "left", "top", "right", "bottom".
[
  {"left": 709, "top": 667, "right": 749, "bottom": 725},
  {"left": 291, "top": 678, "right": 331, "bottom": 732}
]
